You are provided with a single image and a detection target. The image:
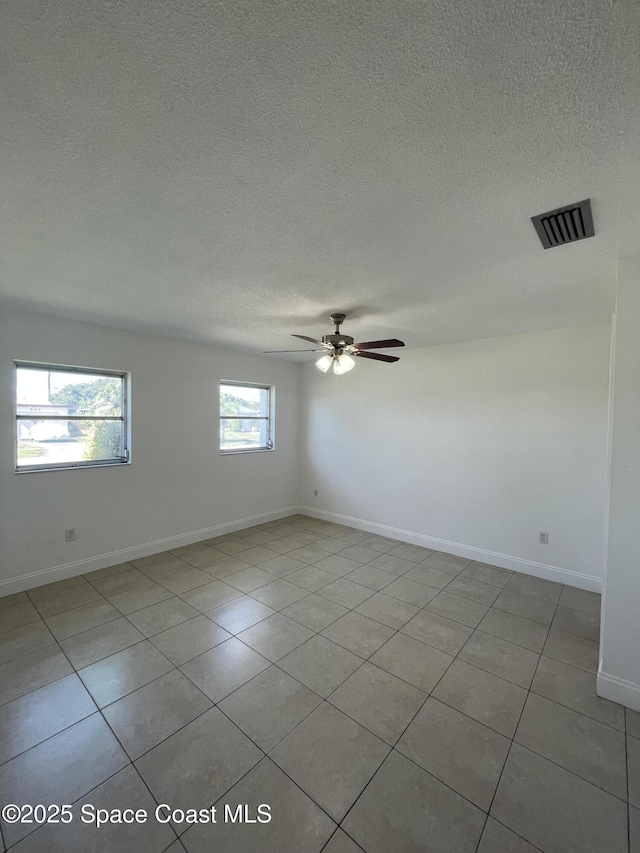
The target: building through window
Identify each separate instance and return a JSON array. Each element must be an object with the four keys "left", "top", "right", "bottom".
[{"left": 15, "top": 362, "right": 129, "bottom": 471}]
